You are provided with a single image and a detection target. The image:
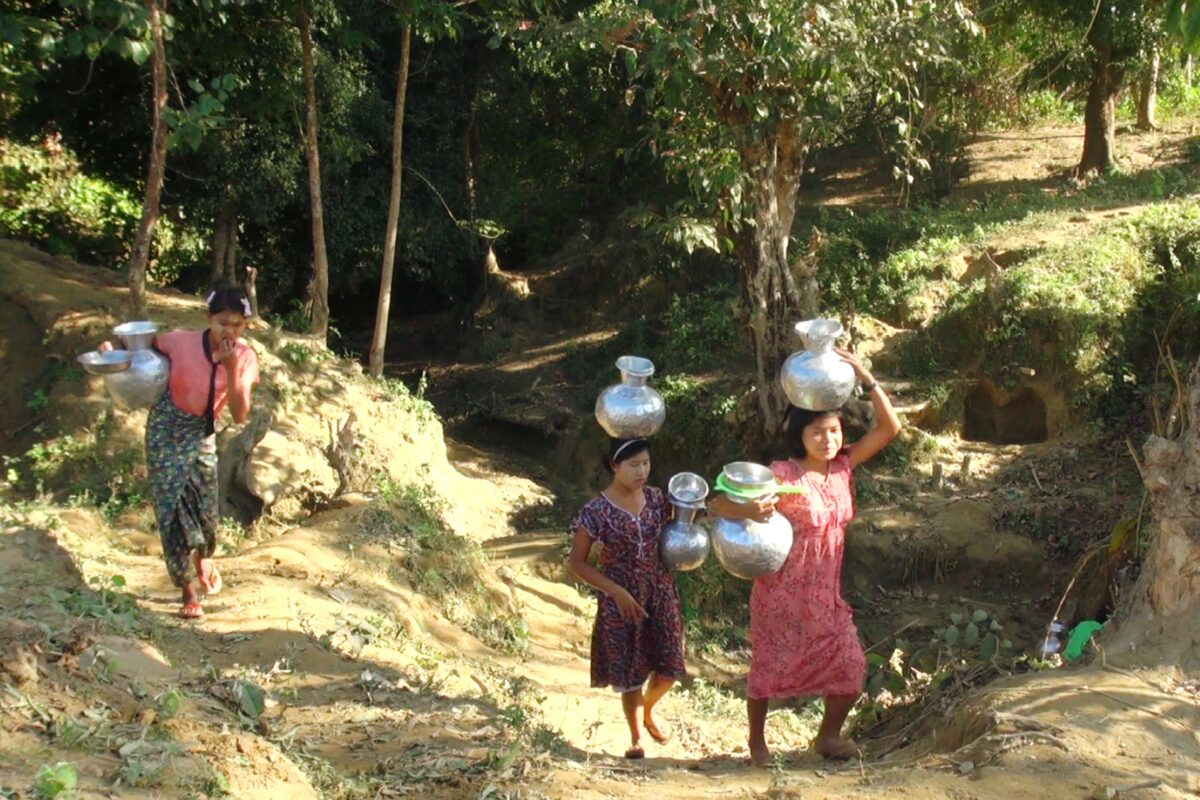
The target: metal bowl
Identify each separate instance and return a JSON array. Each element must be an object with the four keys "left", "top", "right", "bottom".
[
  {"left": 721, "top": 461, "right": 777, "bottom": 495},
  {"left": 113, "top": 320, "right": 159, "bottom": 351},
  {"left": 77, "top": 349, "right": 133, "bottom": 375},
  {"left": 668, "top": 472, "right": 709, "bottom": 505}
]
